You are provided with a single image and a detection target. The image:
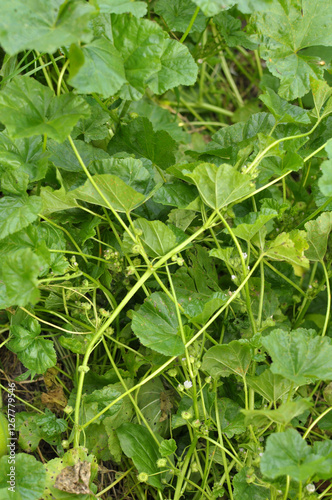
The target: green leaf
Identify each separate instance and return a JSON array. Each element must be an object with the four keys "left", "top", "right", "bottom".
[
  {"left": 104, "top": 383, "right": 134, "bottom": 463},
  {"left": 128, "top": 218, "right": 177, "bottom": 258},
  {"left": 202, "top": 340, "right": 252, "bottom": 379},
  {"left": 217, "top": 398, "right": 246, "bottom": 438},
  {"left": 155, "top": 0, "right": 206, "bottom": 32},
  {"left": 91, "top": 157, "right": 154, "bottom": 195},
  {"left": 231, "top": 209, "right": 278, "bottom": 242},
  {"left": 11, "top": 337, "right": 56, "bottom": 374},
  {"left": 214, "top": 12, "right": 257, "bottom": 50},
  {"left": 310, "top": 76, "right": 332, "bottom": 117},
  {"left": 111, "top": 14, "right": 165, "bottom": 99},
  {"left": 153, "top": 181, "right": 198, "bottom": 209},
  {"left": 252, "top": 1, "right": 332, "bottom": 100},
  {"left": 117, "top": 423, "right": 164, "bottom": 489},
  {"left": 130, "top": 99, "right": 188, "bottom": 143},
  {"left": 69, "top": 37, "right": 126, "bottom": 97},
  {"left": 8, "top": 314, "right": 41, "bottom": 352},
  {"left": 147, "top": 38, "right": 198, "bottom": 95},
  {"left": 262, "top": 328, "right": 332, "bottom": 386},
  {"left": 0, "top": 0, "right": 96, "bottom": 55},
  {"left": 261, "top": 151, "right": 304, "bottom": 179},
  {"left": 246, "top": 369, "right": 293, "bottom": 403},
  {"left": 191, "top": 0, "right": 228, "bottom": 16},
  {"left": 233, "top": 0, "right": 273, "bottom": 13},
  {"left": 0, "top": 453, "right": 46, "bottom": 500},
  {"left": 47, "top": 138, "right": 109, "bottom": 172},
  {"left": 173, "top": 266, "right": 227, "bottom": 324},
  {"left": 167, "top": 209, "right": 196, "bottom": 231},
  {"left": 186, "top": 163, "right": 254, "bottom": 210},
  {"left": 137, "top": 378, "right": 170, "bottom": 435},
  {"left": 159, "top": 438, "right": 177, "bottom": 457},
  {"left": 73, "top": 174, "right": 146, "bottom": 212},
  {"left": 265, "top": 230, "right": 309, "bottom": 270},
  {"left": 71, "top": 97, "right": 110, "bottom": 143},
  {"left": 84, "top": 386, "right": 122, "bottom": 421},
  {"left": 108, "top": 117, "right": 177, "bottom": 169},
  {"left": 260, "top": 428, "right": 332, "bottom": 481},
  {"left": 305, "top": 212, "right": 332, "bottom": 261},
  {"left": 0, "top": 195, "right": 41, "bottom": 240},
  {"left": 259, "top": 88, "right": 311, "bottom": 125},
  {"left": 318, "top": 139, "right": 332, "bottom": 197},
  {"left": 96, "top": 0, "right": 147, "bottom": 17},
  {"left": 0, "top": 248, "right": 42, "bottom": 308},
  {"left": 192, "top": 0, "right": 272, "bottom": 16},
  {"left": 211, "top": 112, "right": 275, "bottom": 150},
  {"left": 242, "top": 399, "right": 312, "bottom": 427},
  {"left": 40, "top": 186, "right": 78, "bottom": 215},
  {"left": 17, "top": 410, "right": 67, "bottom": 452},
  {"left": 0, "top": 132, "right": 49, "bottom": 194},
  {"left": 132, "top": 292, "right": 185, "bottom": 356},
  {"left": 233, "top": 467, "right": 270, "bottom": 500},
  {"left": 0, "top": 77, "right": 90, "bottom": 142}
]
